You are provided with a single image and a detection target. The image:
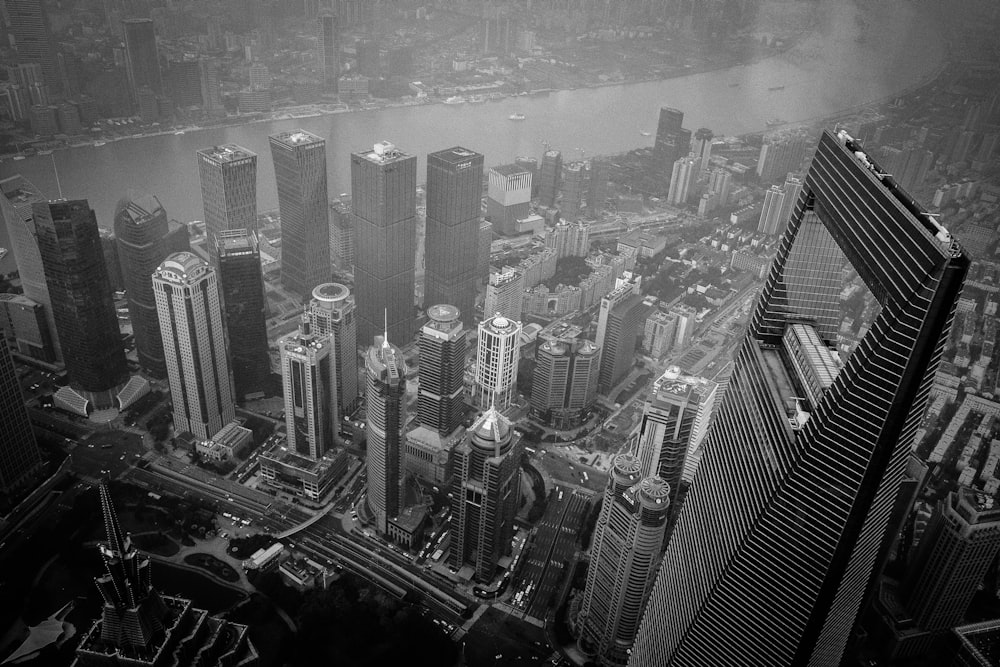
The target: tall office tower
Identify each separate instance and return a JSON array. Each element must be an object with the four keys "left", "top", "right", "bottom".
[
  {"left": 365, "top": 334, "right": 406, "bottom": 535},
  {"left": 478, "top": 219, "right": 493, "bottom": 284},
  {"left": 475, "top": 314, "right": 522, "bottom": 412},
  {"left": 531, "top": 337, "right": 601, "bottom": 429},
  {"left": 114, "top": 193, "right": 174, "bottom": 377},
  {"left": 122, "top": 19, "right": 162, "bottom": 106},
  {"left": 486, "top": 164, "right": 532, "bottom": 236},
  {"left": 280, "top": 318, "right": 336, "bottom": 460},
  {"left": 596, "top": 294, "right": 646, "bottom": 395},
  {"left": 216, "top": 230, "right": 270, "bottom": 401},
  {"left": 778, "top": 174, "right": 804, "bottom": 232},
  {"left": 666, "top": 155, "right": 698, "bottom": 206},
  {"left": 578, "top": 456, "right": 670, "bottom": 667},
  {"left": 316, "top": 13, "right": 339, "bottom": 93},
  {"left": 588, "top": 158, "right": 609, "bottom": 214},
  {"left": 7, "top": 0, "right": 60, "bottom": 95},
  {"left": 76, "top": 485, "right": 259, "bottom": 666},
  {"left": 757, "top": 135, "right": 807, "bottom": 183},
  {"left": 329, "top": 199, "right": 354, "bottom": 271},
  {"left": 654, "top": 107, "right": 691, "bottom": 172},
  {"left": 485, "top": 268, "right": 525, "bottom": 321},
  {"left": 425, "top": 147, "right": 484, "bottom": 321},
  {"left": 757, "top": 184, "right": 786, "bottom": 235},
  {"left": 197, "top": 144, "right": 258, "bottom": 265},
  {"left": 309, "top": 283, "right": 359, "bottom": 416},
  {"left": 33, "top": 200, "right": 128, "bottom": 394},
  {"left": 0, "top": 342, "right": 42, "bottom": 495},
  {"left": 418, "top": 305, "right": 467, "bottom": 437},
  {"left": 270, "top": 130, "right": 330, "bottom": 299},
  {"left": 0, "top": 175, "right": 60, "bottom": 362},
  {"left": 707, "top": 167, "right": 732, "bottom": 205},
  {"left": 198, "top": 58, "right": 222, "bottom": 114},
  {"left": 449, "top": 408, "right": 522, "bottom": 582},
  {"left": 153, "top": 252, "right": 235, "bottom": 441},
  {"left": 515, "top": 156, "right": 540, "bottom": 198},
  {"left": 545, "top": 221, "right": 590, "bottom": 259},
  {"left": 559, "top": 161, "right": 587, "bottom": 221},
  {"left": 99, "top": 228, "right": 124, "bottom": 293},
  {"left": 0, "top": 294, "right": 53, "bottom": 362},
  {"left": 694, "top": 127, "right": 714, "bottom": 173},
  {"left": 352, "top": 141, "right": 417, "bottom": 345},
  {"left": 628, "top": 130, "right": 969, "bottom": 667},
  {"left": 631, "top": 367, "right": 717, "bottom": 513},
  {"left": 539, "top": 150, "right": 563, "bottom": 208}
]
